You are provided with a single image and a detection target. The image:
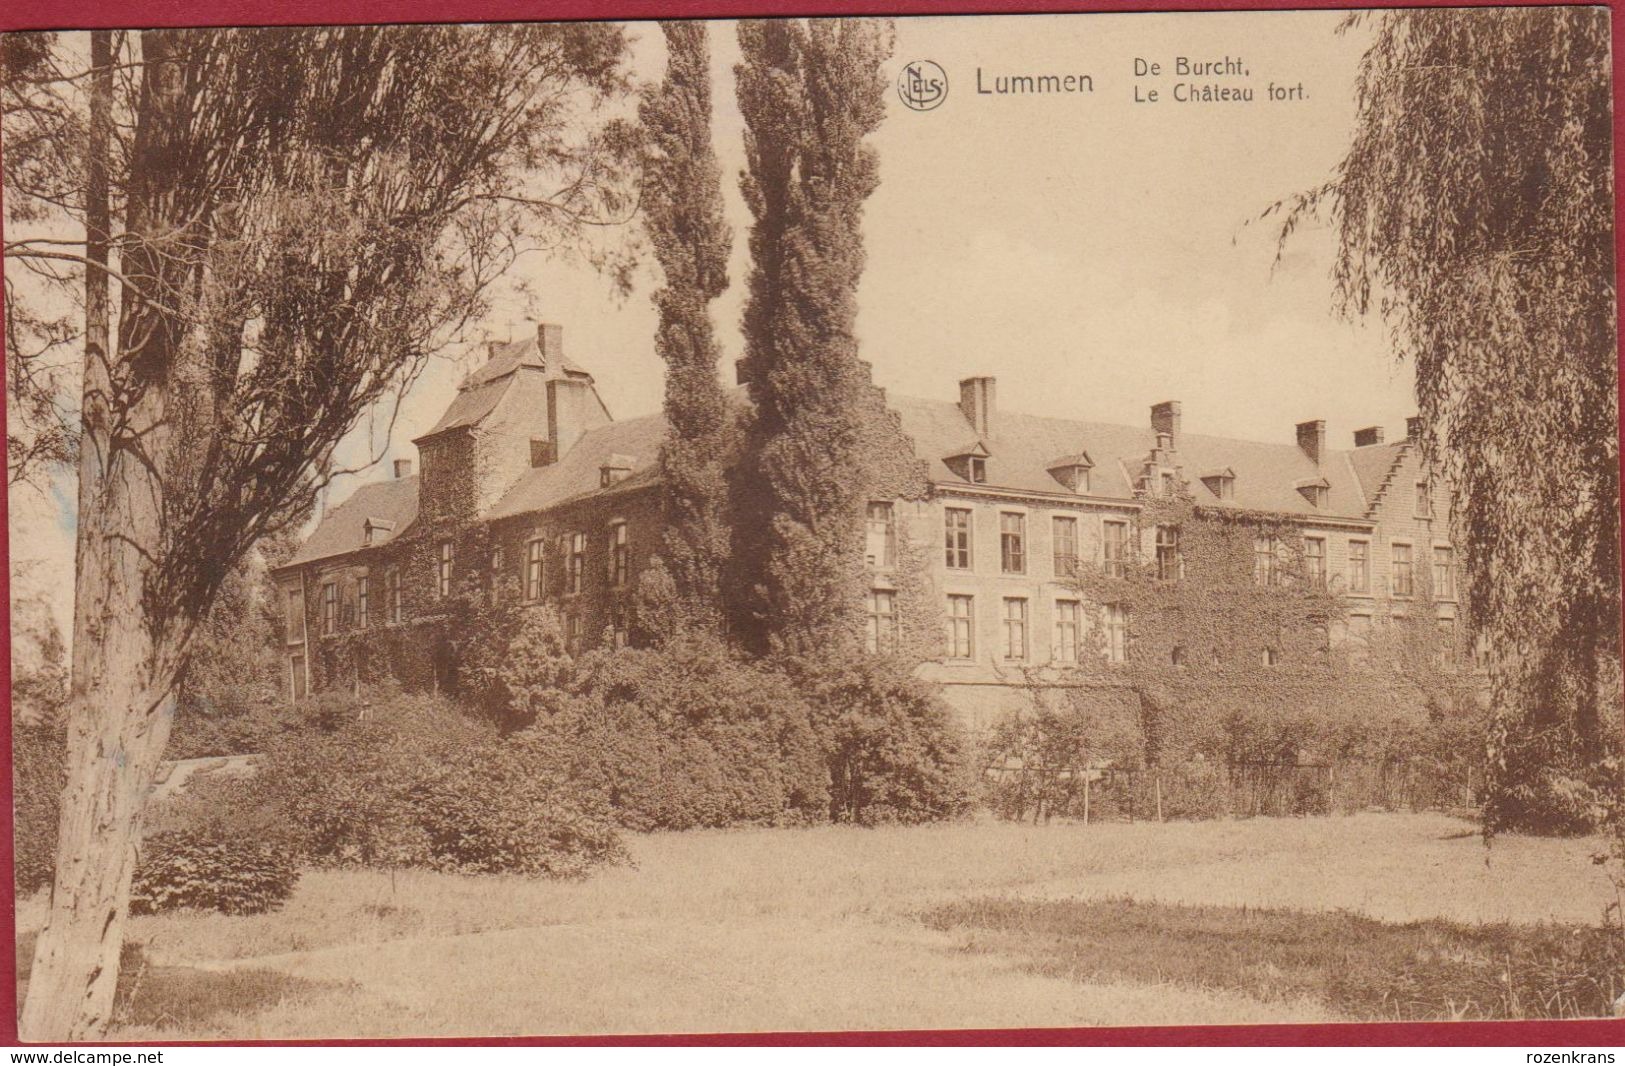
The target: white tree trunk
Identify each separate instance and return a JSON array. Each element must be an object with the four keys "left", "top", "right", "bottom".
[{"left": 19, "top": 32, "right": 185, "bottom": 1040}]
